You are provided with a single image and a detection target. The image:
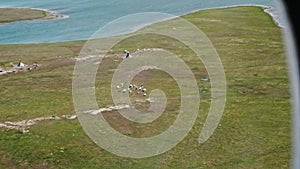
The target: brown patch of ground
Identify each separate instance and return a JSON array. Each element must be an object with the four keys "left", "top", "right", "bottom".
[
  {"left": 0, "top": 150, "right": 17, "bottom": 169},
  {"left": 102, "top": 111, "right": 134, "bottom": 135}
]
